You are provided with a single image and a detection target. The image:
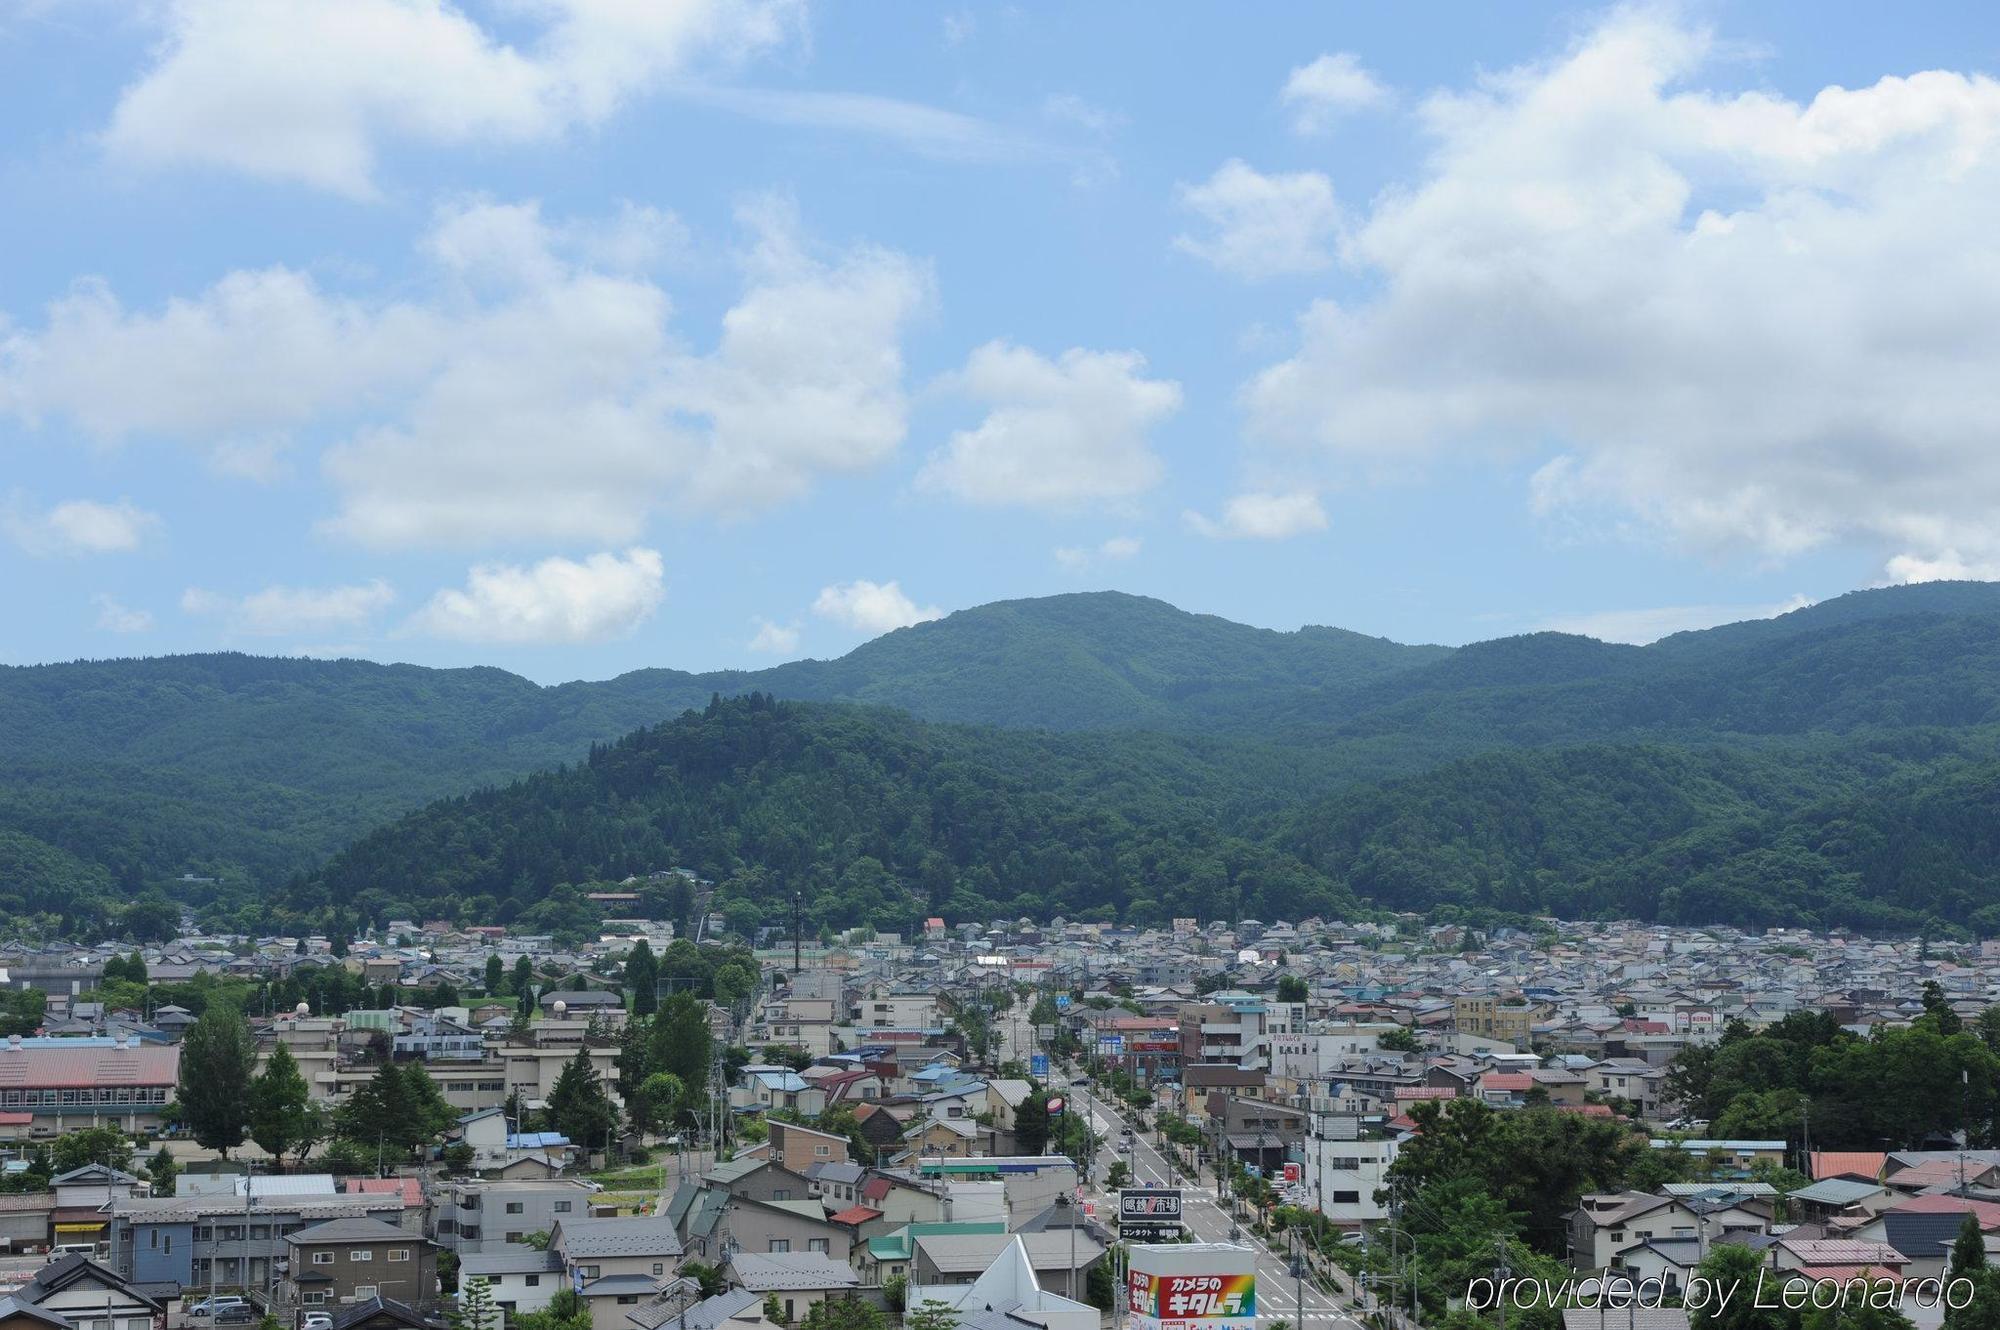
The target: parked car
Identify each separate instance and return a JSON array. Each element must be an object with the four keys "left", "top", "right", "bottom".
[
  {"left": 188, "top": 1298, "right": 249, "bottom": 1320},
  {"left": 302, "top": 1313, "right": 334, "bottom": 1330},
  {"left": 213, "top": 1308, "right": 257, "bottom": 1326}
]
